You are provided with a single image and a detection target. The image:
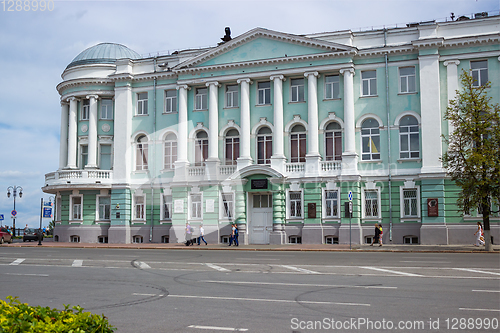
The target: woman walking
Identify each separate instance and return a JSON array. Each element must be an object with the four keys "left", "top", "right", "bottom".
[{"left": 474, "top": 222, "right": 485, "bottom": 246}]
